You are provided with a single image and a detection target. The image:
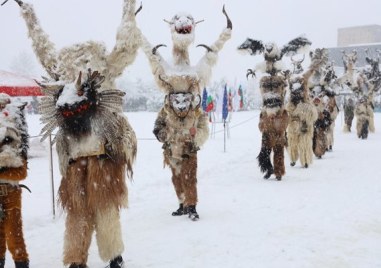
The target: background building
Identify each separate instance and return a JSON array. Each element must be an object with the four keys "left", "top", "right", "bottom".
[{"left": 328, "top": 25, "right": 381, "bottom": 67}]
